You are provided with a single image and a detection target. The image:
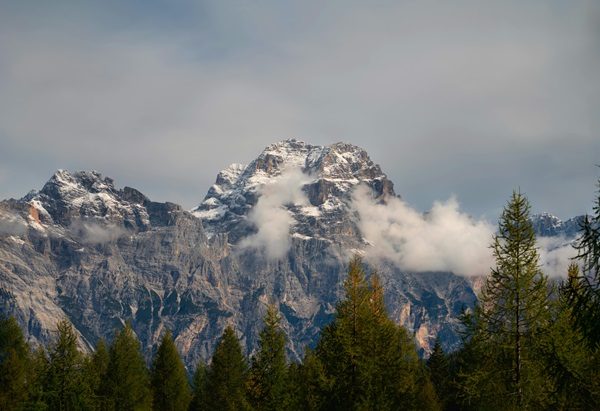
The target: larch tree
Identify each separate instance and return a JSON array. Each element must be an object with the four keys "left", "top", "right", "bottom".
[
  {"left": 150, "top": 330, "right": 191, "bottom": 411},
  {"left": 0, "top": 316, "right": 30, "bottom": 409},
  {"left": 567, "top": 177, "right": 600, "bottom": 348},
  {"left": 103, "top": 323, "right": 151, "bottom": 411},
  {"left": 247, "top": 305, "right": 288, "bottom": 411},
  {"left": 204, "top": 326, "right": 251, "bottom": 411},
  {"left": 86, "top": 338, "right": 109, "bottom": 409},
  {"left": 539, "top": 263, "right": 600, "bottom": 409},
  {"left": 45, "top": 319, "right": 91, "bottom": 410},
  {"left": 316, "top": 255, "right": 432, "bottom": 410},
  {"left": 426, "top": 338, "right": 449, "bottom": 408},
  {"left": 189, "top": 360, "right": 208, "bottom": 411},
  {"left": 467, "top": 191, "right": 551, "bottom": 409}
]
